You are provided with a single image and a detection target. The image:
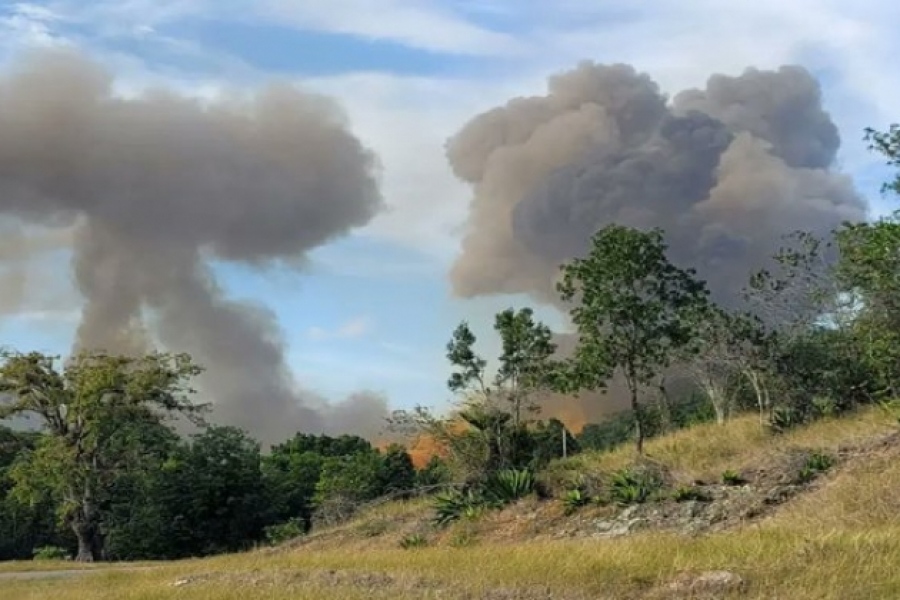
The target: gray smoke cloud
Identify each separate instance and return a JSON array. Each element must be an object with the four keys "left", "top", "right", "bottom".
[
  {"left": 447, "top": 62, "right": 867, "bottom": 423},
  {"left": 0, "top": 49, "right": 389, "bottom": 445},
  {"left": 447, "top": 62, "right": 866, "bottom": 308}
]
